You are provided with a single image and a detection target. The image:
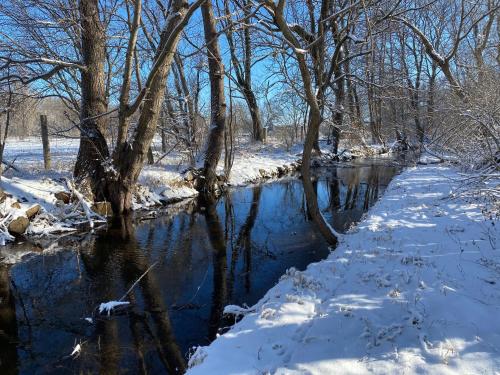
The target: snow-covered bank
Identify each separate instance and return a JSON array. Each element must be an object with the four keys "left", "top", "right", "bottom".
[{"left": 187, "top": 165, "right": 500, "bottom": 374}]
